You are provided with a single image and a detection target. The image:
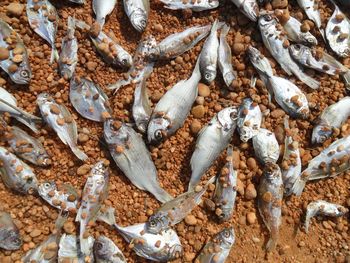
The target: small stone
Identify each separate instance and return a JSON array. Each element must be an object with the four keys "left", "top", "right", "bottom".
[
  {"left": 8, "top": 64, "right": 18, "bottom": 73},
  {"left": 238, "top": 215, "right": 246, "bottom": 225},
  {"left": 233, "top": 43, "right": 244, "bottom": 55},
  {"left": 270, "top": 109, "right": 285, "bottom": 119},
  {"left": 86, "top": 61, "right": 97, "bottom": 71},
  {"left": 63, "top": 221, "right": 75, "bottom": 234},
  {"left": 198, "top": 83, "right": 210, "bottom": 97},
  {"left": 204, "top": 198, "right": 215, "bottom": 211},
  {"left": 184, "top": 214, "right": 197, "bottom": 225},
  {"left": 245, "top": 183, "right": 257, "bottom": 200},
  {"left": 154, "top": 24, "right": 163, "bottom": 32},
  {"left": 252, "top": 237, "right": 260, "bottom": 243},
  {"left": 246, "top": 157, "right": 257, "bottom": 171},
  {"left": 300, "top": 22, "right": 310, "bottom": 33},
  {"left": 190, "top": 119, "right": 202, "bottom": 134},
  {"left": 191, "top": 105, "right": 205, "bottom": 118},
  {"left": 271, "top": 0, "right": 288, "bottom": 9},
  {"left": 30, "top": 229, "right": 41, "bottom": 238},
  {"left": 247, "top": 212, "right": 257, "bottom": 224},
  {"left": 77, "top": 164, "right": 90, "bottom": 176},
  {"left": 78, "top": 133, "right": 89, "bottom": 143},
  {"left": 0, "top": 77, "right": 6, "bottom": 85},
  {"left": 184, "top": 252, "right": 196, "bottom": 262},
  {"left": 151, "top": 90, "right": 163, "bottom": 102},
  {"left": 12, "top": 54, "right": 23, "bottom": 63},
  {"left": 6, "top": 3, "right": 24, "bottom": 16},
  {"left": 298, "top": 241, "right": 305, "bottom": 247},
  {"left": 0, "top": 47, "right": 9, "bottom": 61},
  {"left": 90, "top": 22, "right": 100, "bottom": 38},
  {"left": 236, "top": 179, "right": 244, "bottom": 196}
]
